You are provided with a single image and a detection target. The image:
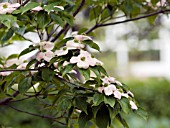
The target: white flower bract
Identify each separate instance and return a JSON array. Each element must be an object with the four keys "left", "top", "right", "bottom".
[{"left": 129, "top": 100, "right": 138, "bottom": 110}]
